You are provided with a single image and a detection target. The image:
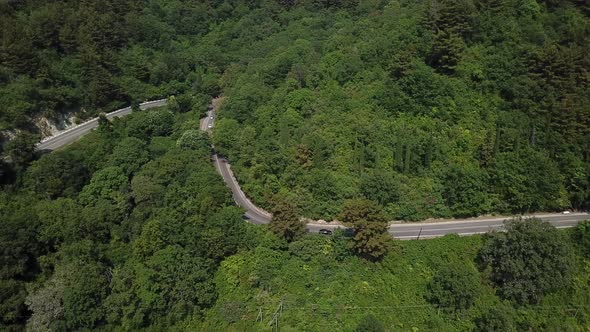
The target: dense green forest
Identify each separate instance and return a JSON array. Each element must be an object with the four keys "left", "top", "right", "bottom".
[
  {"left": 2, "top": 0, "right": 590, "bottom": 330},
  {"left": 208, "top": 0, "right": 590, "bottom": 220},
  {"left": 0, "top": 104, "right": 275, "bottom": 330},
  {"left": 2, "top": 0, "right": 590, "bottom": 219},
  {"left": 1, "top": 107, "right": 590, "bottom": 330}
]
